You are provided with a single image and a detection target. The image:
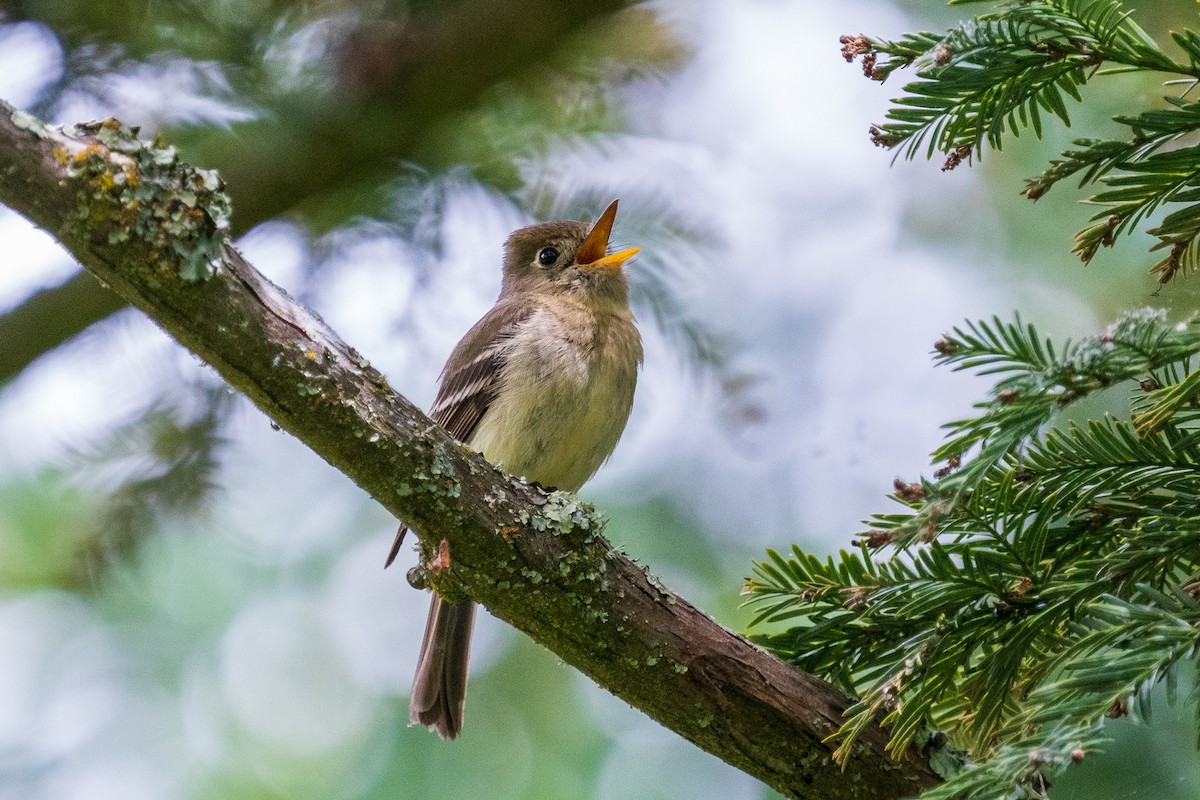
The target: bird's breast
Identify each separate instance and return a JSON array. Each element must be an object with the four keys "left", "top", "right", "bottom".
[{"left": 468, "top": 303, "right": 641, "bottom": 493}]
